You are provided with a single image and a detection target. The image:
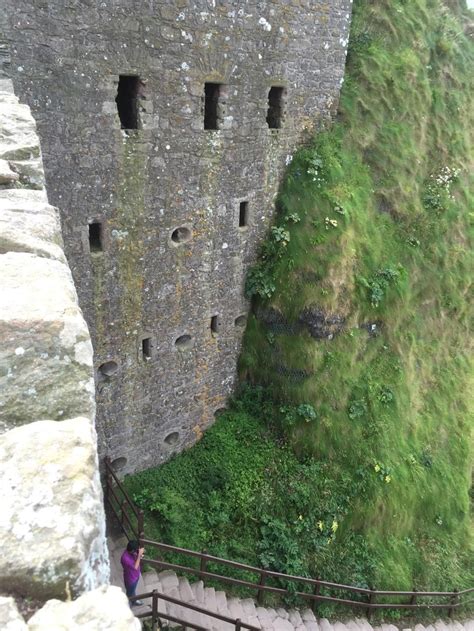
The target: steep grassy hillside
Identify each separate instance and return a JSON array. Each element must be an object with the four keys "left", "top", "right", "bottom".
[{"left": 126, "top": 0, "right": 473, "bottom": 614}]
